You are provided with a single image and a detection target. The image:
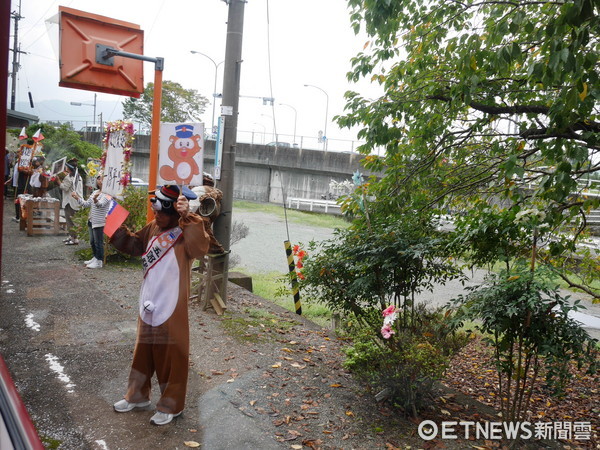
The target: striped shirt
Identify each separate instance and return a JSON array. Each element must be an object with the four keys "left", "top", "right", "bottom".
[{"left": 77, "top": 190, "right": 111, "bottom": 228}]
